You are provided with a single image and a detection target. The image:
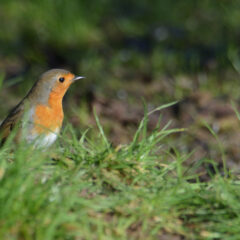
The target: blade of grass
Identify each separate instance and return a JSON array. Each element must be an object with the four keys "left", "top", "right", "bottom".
[
  {"left": 93, "top": 108, "right": 111, "bottom": 151},
  {"left": 203, "top": 121, "right": 228, "bottom": 178}
]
